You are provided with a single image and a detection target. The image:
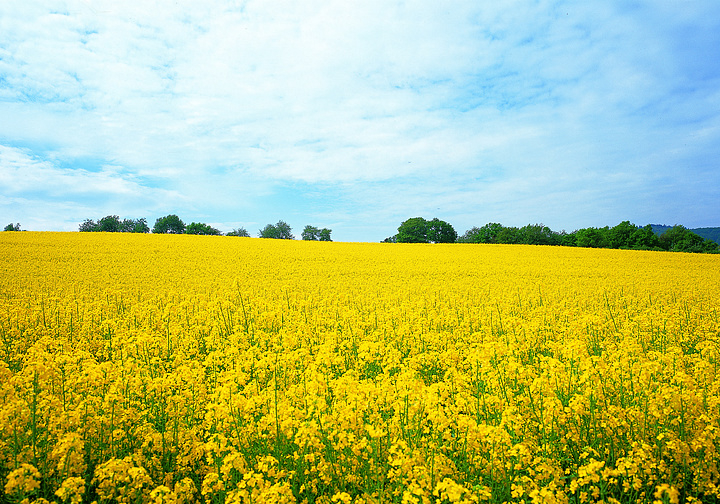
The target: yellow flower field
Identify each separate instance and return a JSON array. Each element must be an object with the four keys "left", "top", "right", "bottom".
[{"left": 1, "top": 232, "right": 719, "bottom": 504}]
